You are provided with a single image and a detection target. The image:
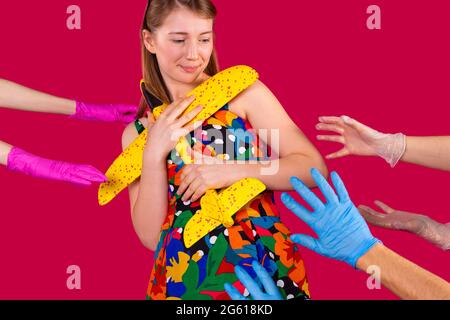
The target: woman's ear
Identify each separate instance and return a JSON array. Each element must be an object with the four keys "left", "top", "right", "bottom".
[{"left": 142, "top": 29, "right": 157, "bottom": 54}]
